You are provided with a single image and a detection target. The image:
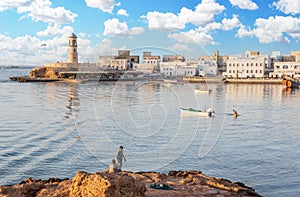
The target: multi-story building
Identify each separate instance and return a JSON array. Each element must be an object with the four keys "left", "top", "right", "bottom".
[
  {"left": 269, "top": 51, "right": 300, "bottom": 78},
  {"left": 97, "top": 50, "right": 139, "bottom": 71},
  {"left": 141, "top": 51, "right": 160, "bottom": 71},
  {"left": 160, "top": 61, "right": 196, "bottom": 77},
  {"left": 222, "top": 51, "right": 270, "bottom": 78},
  {"left": 198, "top": 50, "right": 228, "bottom": 73},
  {"left": 196, "top": 60, "right": 218, "bottom": 76}
]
